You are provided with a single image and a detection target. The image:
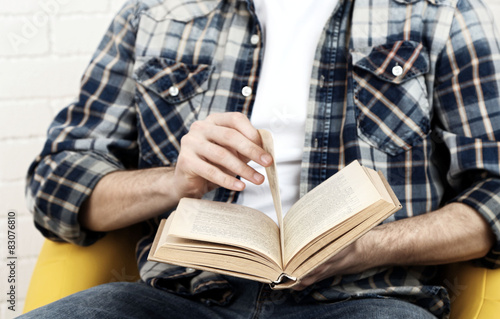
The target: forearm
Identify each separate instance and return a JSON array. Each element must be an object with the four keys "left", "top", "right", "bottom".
[
  {"left": 78, "top": 113, "right": 272, "bottom": 233},
  {"left": 79, "top": 167, "right": 180, "bottom": 232},
  {"left": 295, "top": 201, "right": 496, "bottom": 290},
  {"left": 363, "top": 202, "right": 495, "bottom": 267}
]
